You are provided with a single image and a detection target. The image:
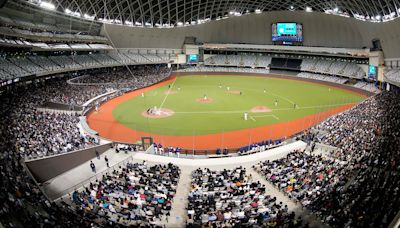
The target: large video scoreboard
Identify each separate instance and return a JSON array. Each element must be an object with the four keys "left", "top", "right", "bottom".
[{"left": 272, "top": 23, "right": 303, "bottom": 45}]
